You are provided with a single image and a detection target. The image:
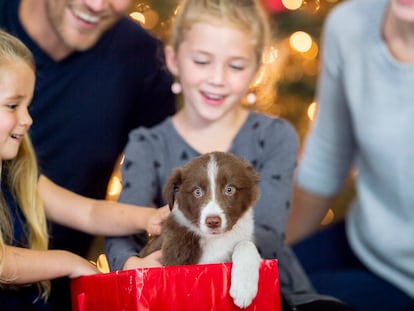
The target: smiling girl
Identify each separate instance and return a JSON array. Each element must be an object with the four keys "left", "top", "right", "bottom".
[{"left": 0, "top": 29, "right": 169, "bottom": 310}]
